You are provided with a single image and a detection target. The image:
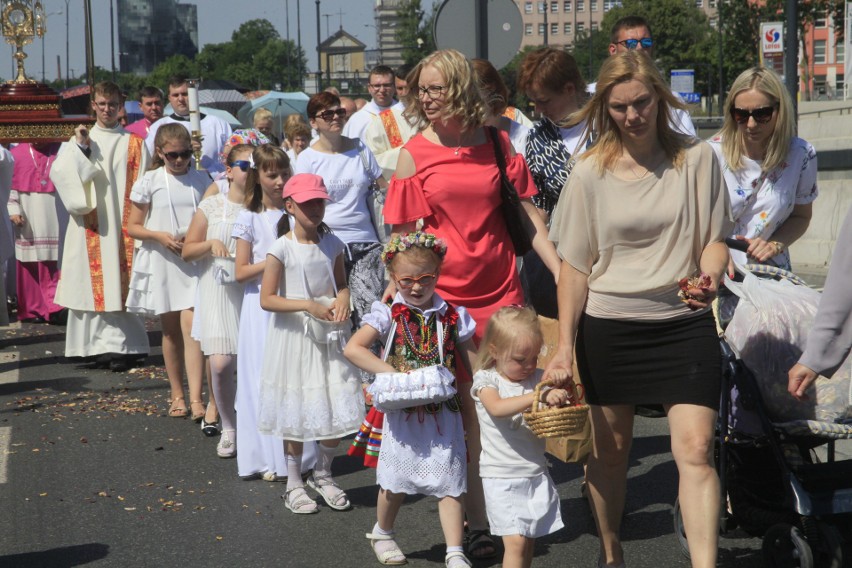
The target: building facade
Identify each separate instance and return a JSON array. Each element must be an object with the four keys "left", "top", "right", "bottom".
[
  {"left": 369, "top": 0, "right": 404, "bottom": 70},
  {"left": 514, "top": 1, "right": 844, "bottom": 99},
  {"left": 117, "top": 0, "right": 199, "bottom": 75}
]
